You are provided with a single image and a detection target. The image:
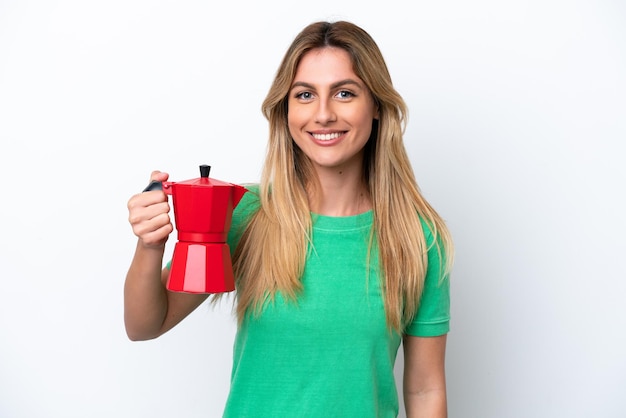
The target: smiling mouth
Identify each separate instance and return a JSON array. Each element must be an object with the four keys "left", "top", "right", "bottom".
[{"left": 311, "top": 132, "right": 345, "bottom": 141}]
